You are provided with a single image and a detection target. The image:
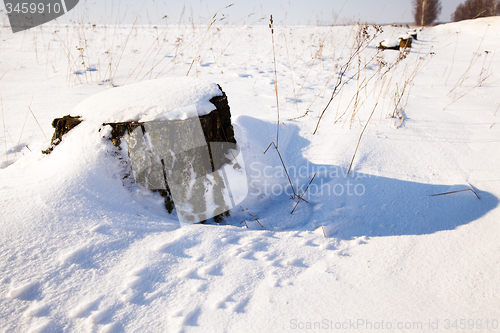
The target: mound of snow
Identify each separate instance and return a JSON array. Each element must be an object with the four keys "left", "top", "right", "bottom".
[{"left": 72, "top": 77, "right": 223, "bottom": 124}]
